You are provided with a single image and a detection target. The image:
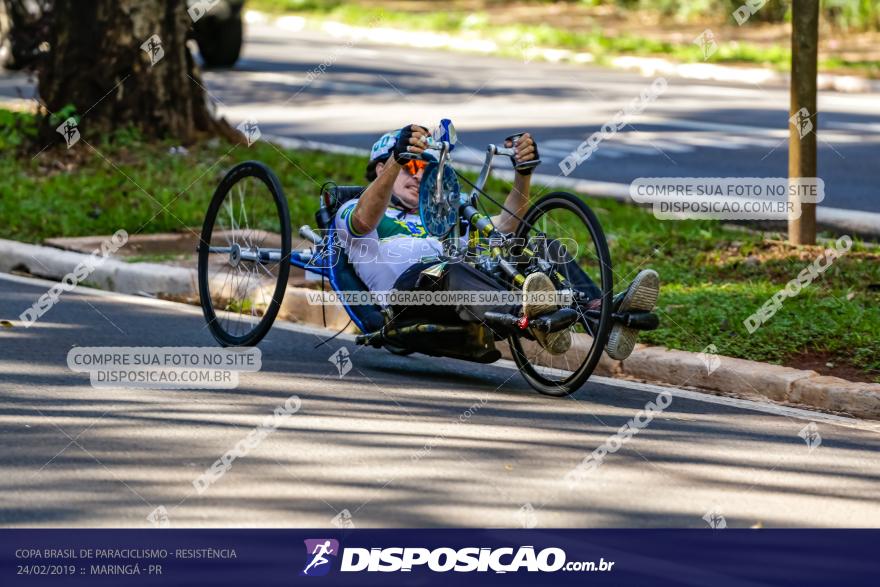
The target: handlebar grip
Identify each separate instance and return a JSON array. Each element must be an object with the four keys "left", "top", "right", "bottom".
[
  {"left": 396, "top": 137, "right": 437, "bottom": 161},
  {"left": 503, "top": 132, "right": 541, "bottom": 173},
  {"left": 515, "top": 158, "right": 541, "bottom": 172}
]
